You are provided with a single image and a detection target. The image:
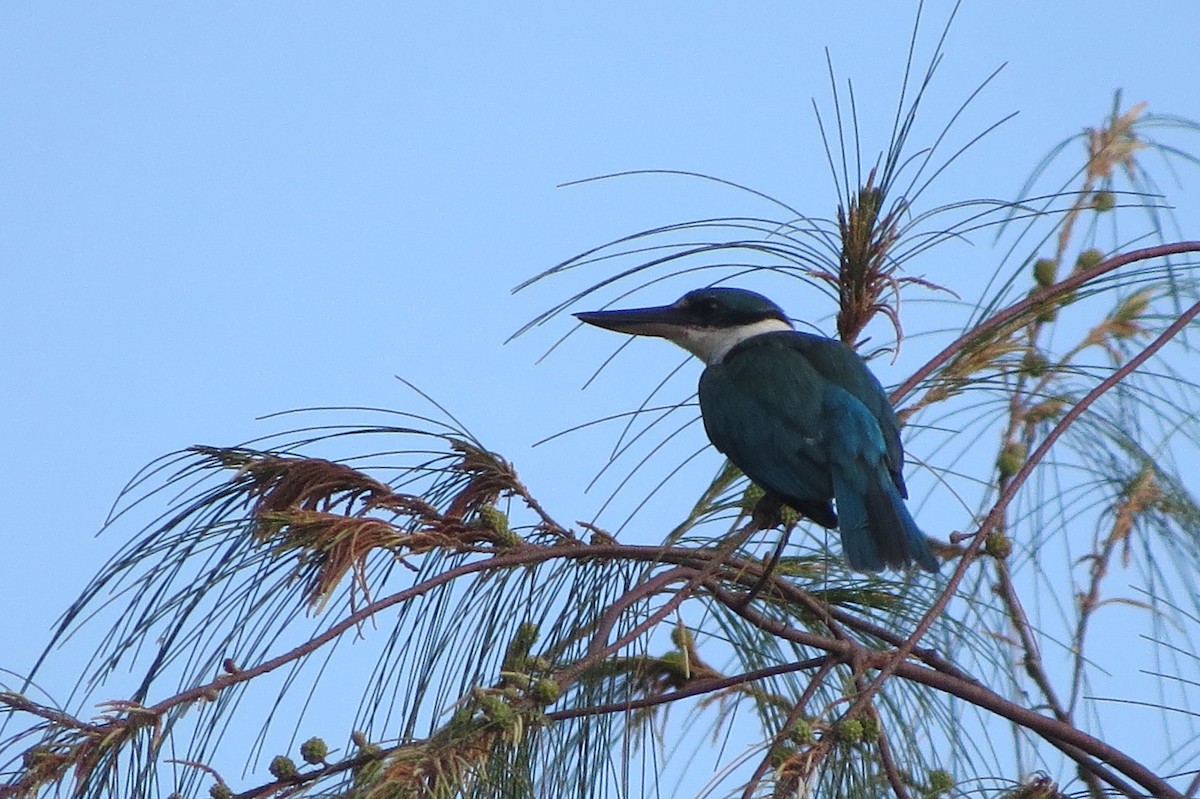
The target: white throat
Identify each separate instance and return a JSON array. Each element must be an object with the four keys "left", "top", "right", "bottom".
[{"left": 673, "top": 317, "right": 793, "bottom": 365}]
